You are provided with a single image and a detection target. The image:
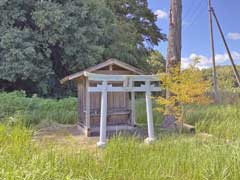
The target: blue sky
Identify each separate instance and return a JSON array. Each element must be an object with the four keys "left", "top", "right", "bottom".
[{"left": 148, "top": 0, "right": 240, "bottom": 69}]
